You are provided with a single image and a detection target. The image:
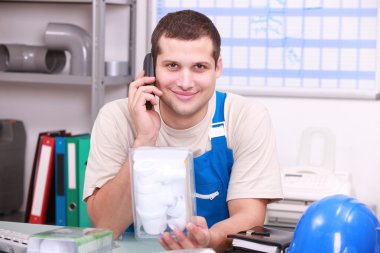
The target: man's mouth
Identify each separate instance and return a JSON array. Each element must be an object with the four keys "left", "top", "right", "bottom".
[{"left": 173, "top": 90, "right": 196, "bottom": 101}]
